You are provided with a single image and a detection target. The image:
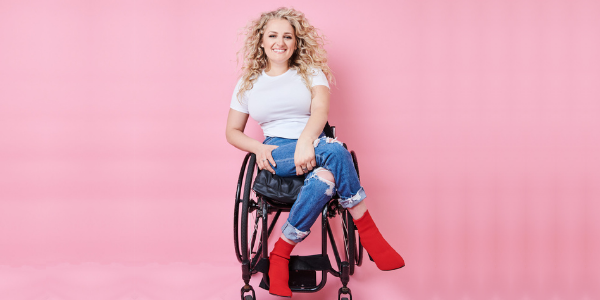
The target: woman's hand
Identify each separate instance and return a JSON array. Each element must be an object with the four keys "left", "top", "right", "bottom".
[
  {"left": 254, "top": 144, "right": 279, "bottom": 174},
  {"left": 294, "top": 139, "right": 317, "bottom": 175}
]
